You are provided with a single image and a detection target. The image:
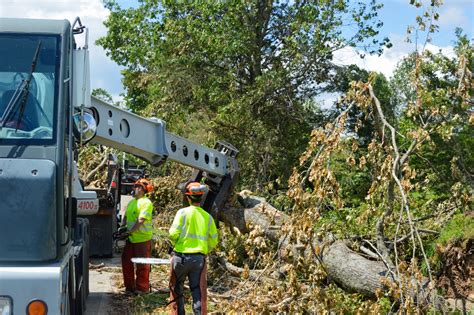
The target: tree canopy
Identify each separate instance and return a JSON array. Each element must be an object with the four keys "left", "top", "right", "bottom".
[{"left": 97, "top": 0, "right": 389, "bottom": 189}]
